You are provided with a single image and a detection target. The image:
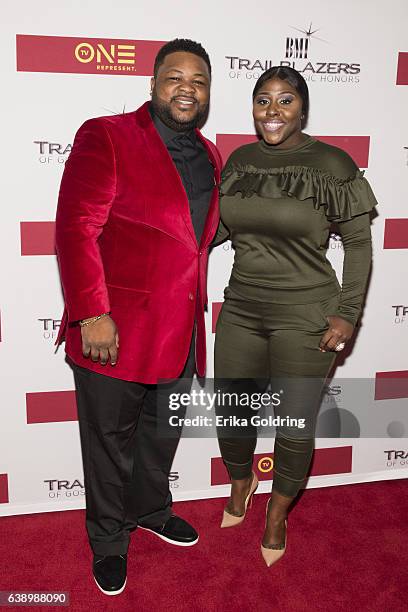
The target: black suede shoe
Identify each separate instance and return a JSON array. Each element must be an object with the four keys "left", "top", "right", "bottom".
[
  {"left": 93, "top": 554, "right": 127, "bottom": 595},
  {"left": 139, "top": 515, "right": 199, "bottom": 546}
]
